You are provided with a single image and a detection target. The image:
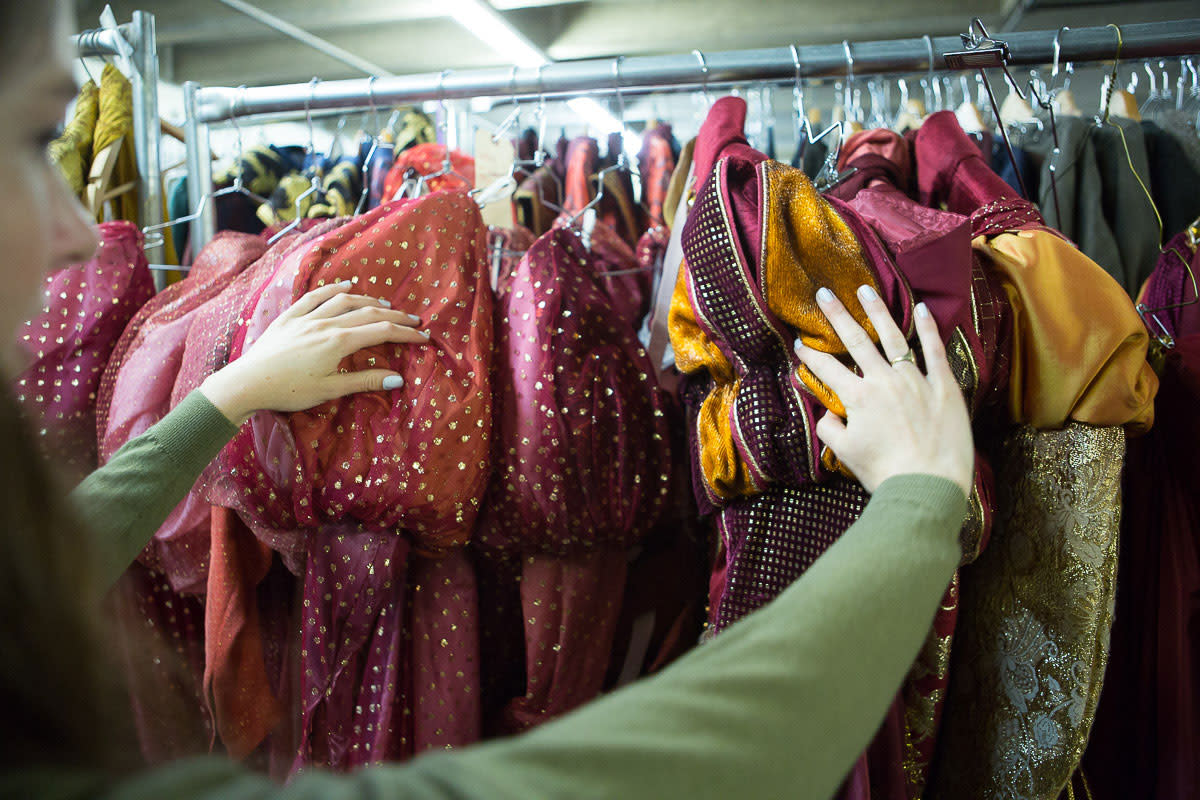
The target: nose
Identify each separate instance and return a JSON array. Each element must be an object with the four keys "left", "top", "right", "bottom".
[{"left": 48, "top": 172, "right": 100, "bottom": 271}]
